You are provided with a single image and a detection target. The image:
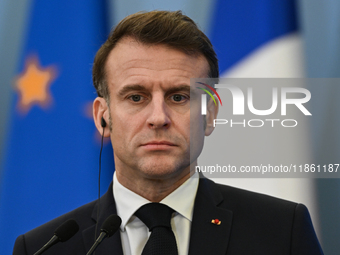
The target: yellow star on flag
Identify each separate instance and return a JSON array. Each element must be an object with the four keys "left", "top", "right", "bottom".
[{"left": 15, "top": 55, "right": 57, "bottom": 113}]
